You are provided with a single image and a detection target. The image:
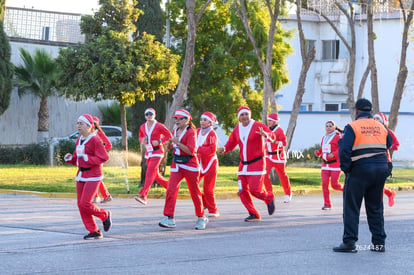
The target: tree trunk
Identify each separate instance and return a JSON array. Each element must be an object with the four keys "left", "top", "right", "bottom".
[
  {"left": 367, "top": 3, "right": 379, "bottom": 113},
  {"left": 286, "top": 0, "right": 315, "bottom": 150},
  {"left": 389, "top": 0, "right": 414, "bottom": 131},
  {"left": 120, "top": 103, "right": 129, "bottom": 167},
  {"left": 165, "top": 0, "right": 212, "bottom": 130},
  {"left": 37, "top": 97, "right": 49, "bottom": 142},
  {"left": 358, "top": 64, "right": 370, "bottom": 99}
]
